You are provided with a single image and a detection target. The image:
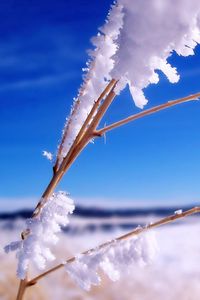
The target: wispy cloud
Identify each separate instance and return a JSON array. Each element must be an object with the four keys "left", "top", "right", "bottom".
[
  {"left": 0, "top": 72, "right": 79, "bottom": 91},
  {"left": 0, "top": 26, "right": 86, "bottom": 91}
]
